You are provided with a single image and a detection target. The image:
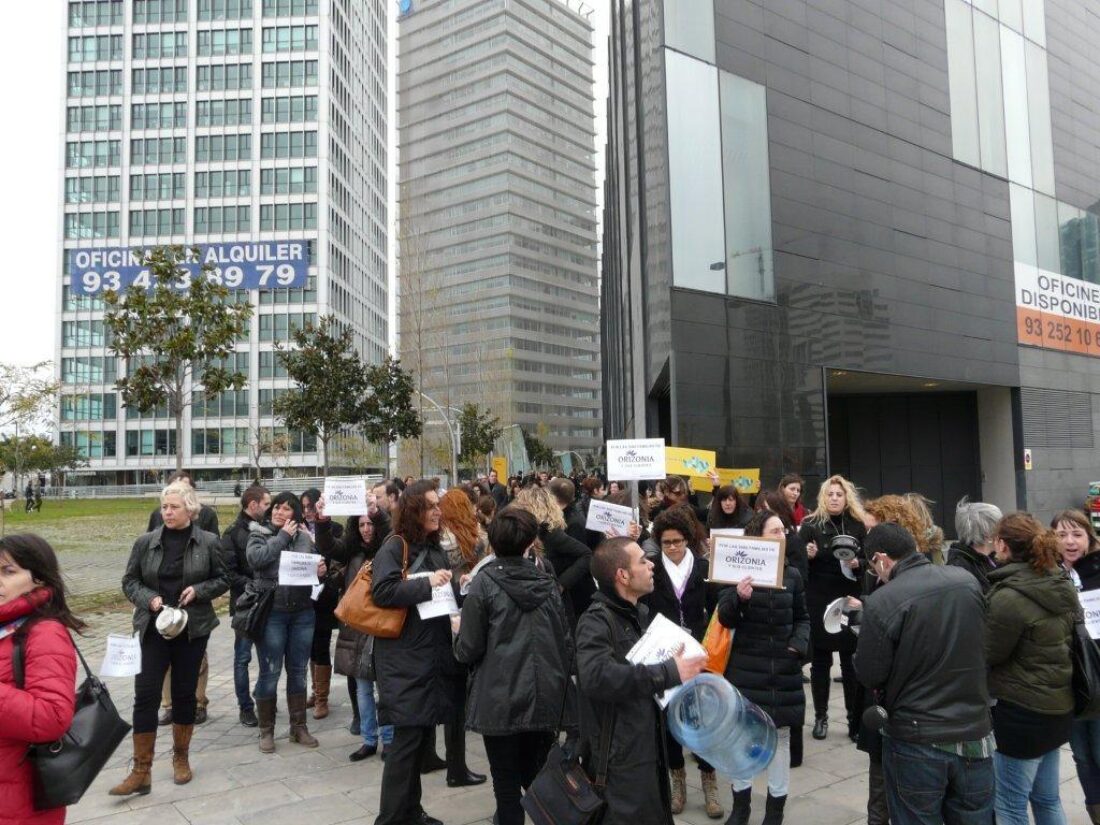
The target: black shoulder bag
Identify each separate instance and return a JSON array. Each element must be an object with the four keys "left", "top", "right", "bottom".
[
  {"left": 13, "top": 626, "right": 131, "bottom": 810},
  {"left": 1071, "top": 619, "right": 1100, "bottom": 719},
  {"left": 522, "top": 607, "right": 619, "bottom": 825},
  {"left": 231, "top": 578, "right": 277, "bottom": 642}
]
